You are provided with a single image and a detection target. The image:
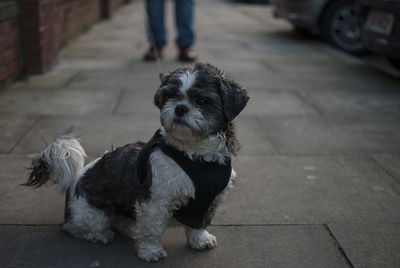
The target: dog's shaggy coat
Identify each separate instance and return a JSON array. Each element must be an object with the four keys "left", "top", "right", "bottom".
[{"left": 26, "top": 63, "right": 249, "bottom": 262}]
